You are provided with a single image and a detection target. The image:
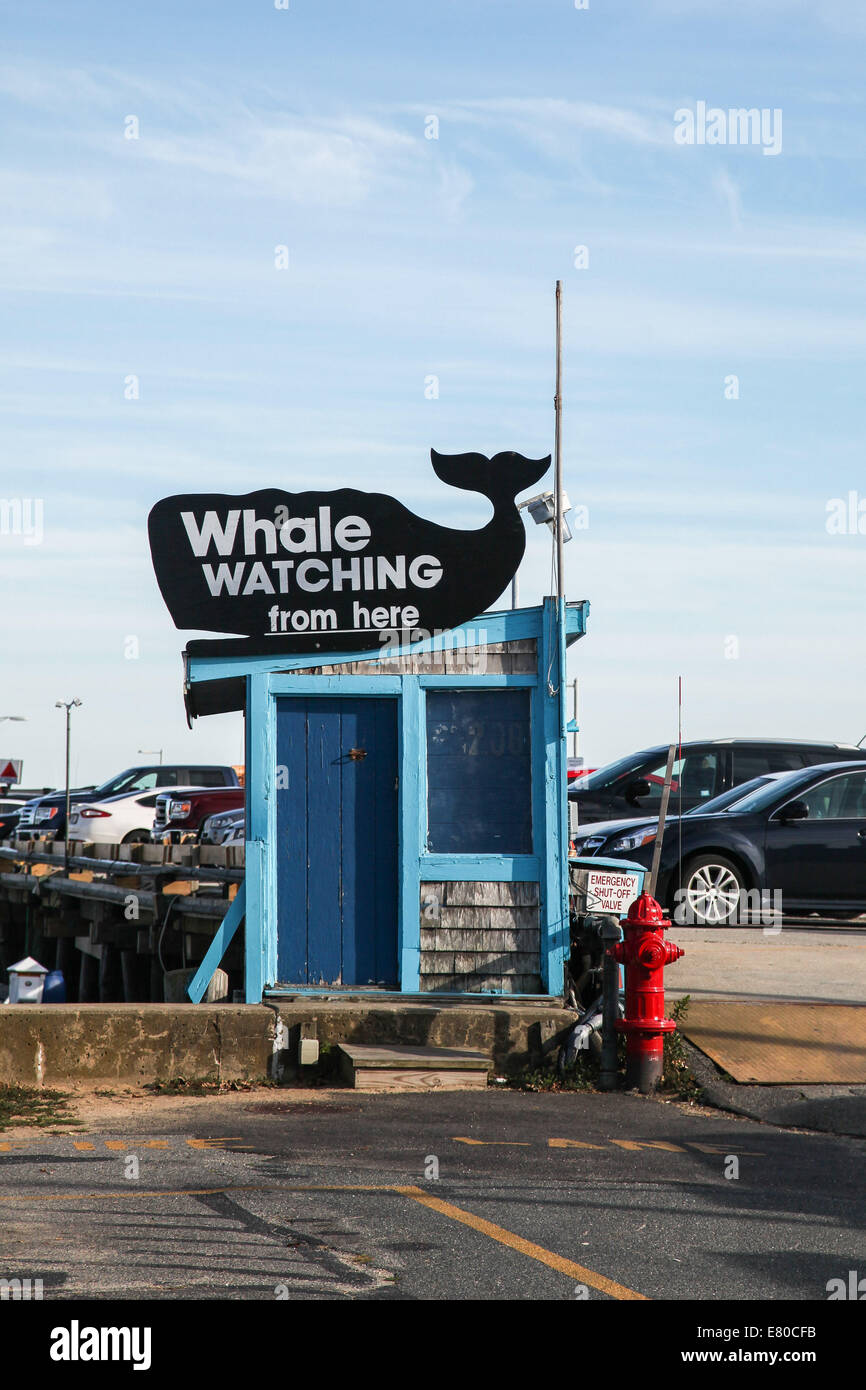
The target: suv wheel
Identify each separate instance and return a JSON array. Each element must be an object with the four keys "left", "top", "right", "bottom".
[{"left": 677, "top": 854, "right": 745, "bottom": 926}]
